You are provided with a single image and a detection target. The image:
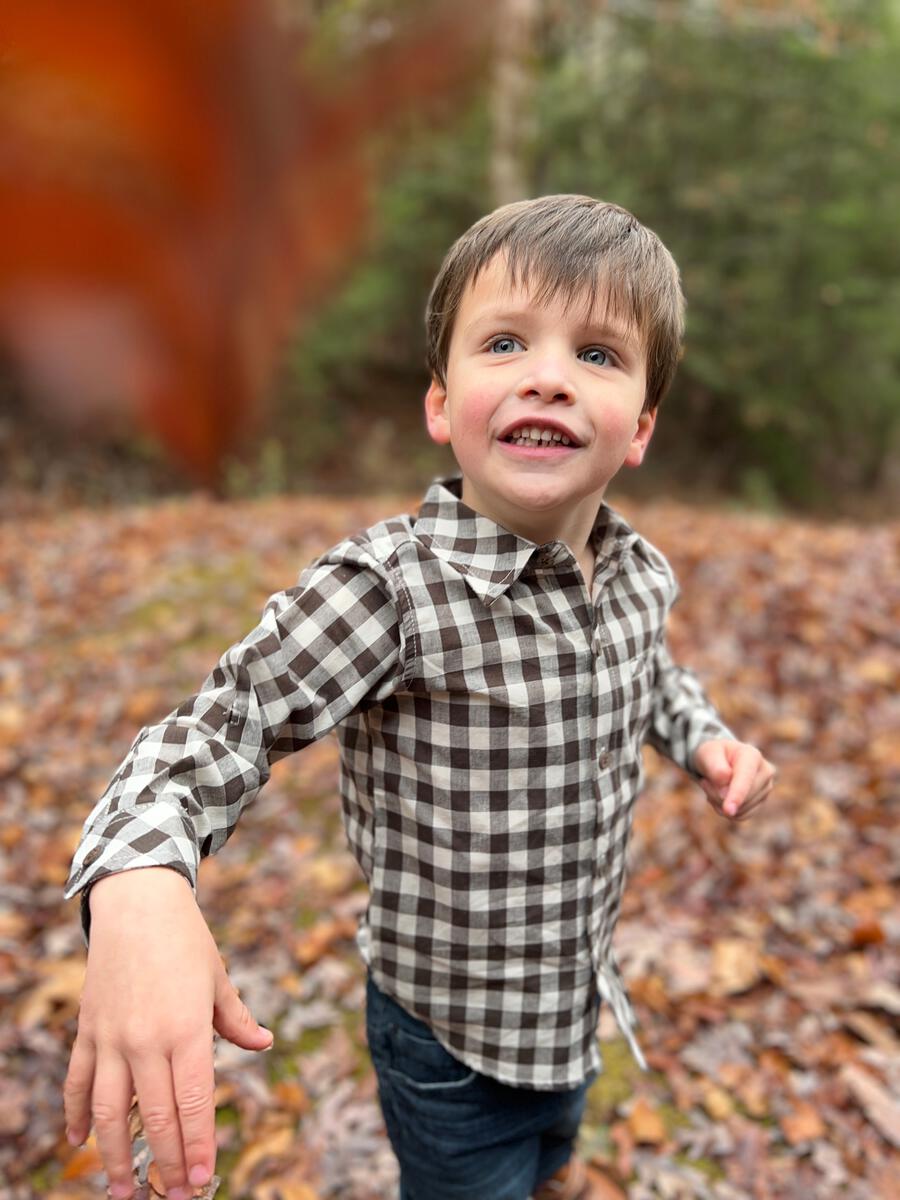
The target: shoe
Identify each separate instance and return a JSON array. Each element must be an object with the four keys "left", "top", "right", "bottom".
[{"left": 531, "top": 1157, "right": 626, "bottom": 1200}]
